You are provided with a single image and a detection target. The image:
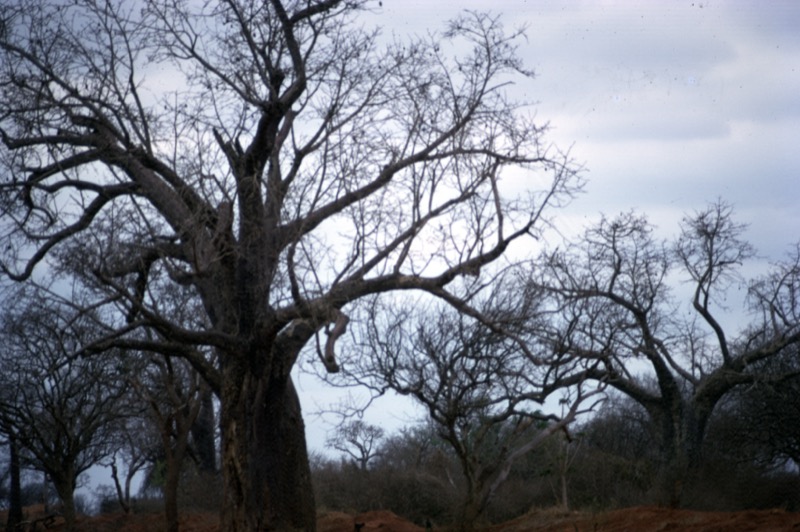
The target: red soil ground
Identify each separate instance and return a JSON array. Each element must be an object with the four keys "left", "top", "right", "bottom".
[{"left": 4, "top": 505, "right": 800, "bottom": 531}]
